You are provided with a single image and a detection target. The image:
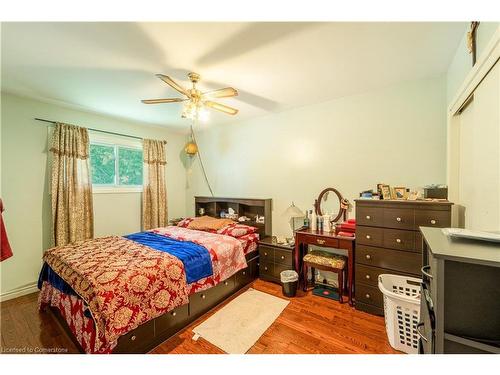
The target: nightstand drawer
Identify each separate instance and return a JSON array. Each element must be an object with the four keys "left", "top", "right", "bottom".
[
  {"left": 274, "top": 248, "right": 292, "bottom": 266},
  {"left": 357, "top": 226, "right": 383, "bottom": 247},
  {"left": 383, "top": 228, "right": 416, "bottom": 252},
  {"left": 383, "top": 208, "right": 414, "bottom": 230},
  {"left": 259, "top": 245, "right": 274, "bottom": 261}
]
